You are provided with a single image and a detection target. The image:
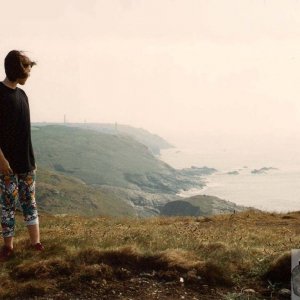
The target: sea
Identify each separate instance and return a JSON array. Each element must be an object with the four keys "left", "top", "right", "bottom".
[{"left": 159, "top": 135, "right": 300, "bottom": 213}]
